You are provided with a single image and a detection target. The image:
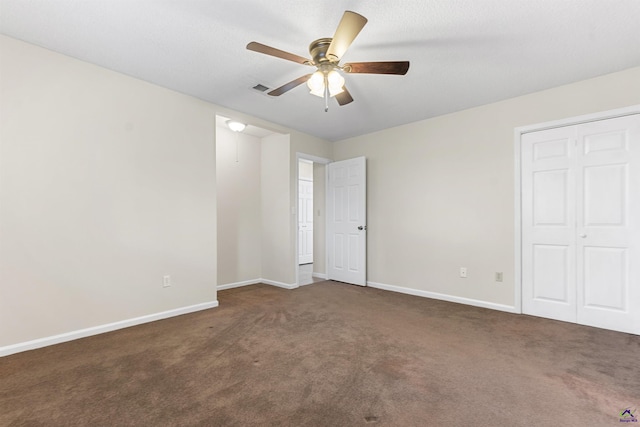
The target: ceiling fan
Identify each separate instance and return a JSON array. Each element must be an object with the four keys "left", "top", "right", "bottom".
[{"left": 246, "top": 11, "right": 410, "bottom": 112}]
